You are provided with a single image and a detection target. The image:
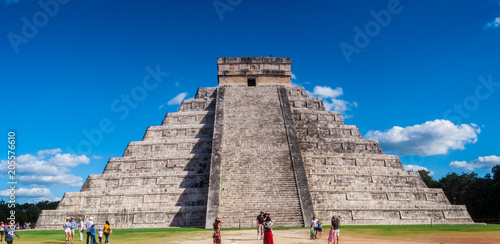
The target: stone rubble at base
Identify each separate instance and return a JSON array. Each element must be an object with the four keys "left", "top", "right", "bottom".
[{"left": 36, "top": 57, "right": 473, "bottom": 230}]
